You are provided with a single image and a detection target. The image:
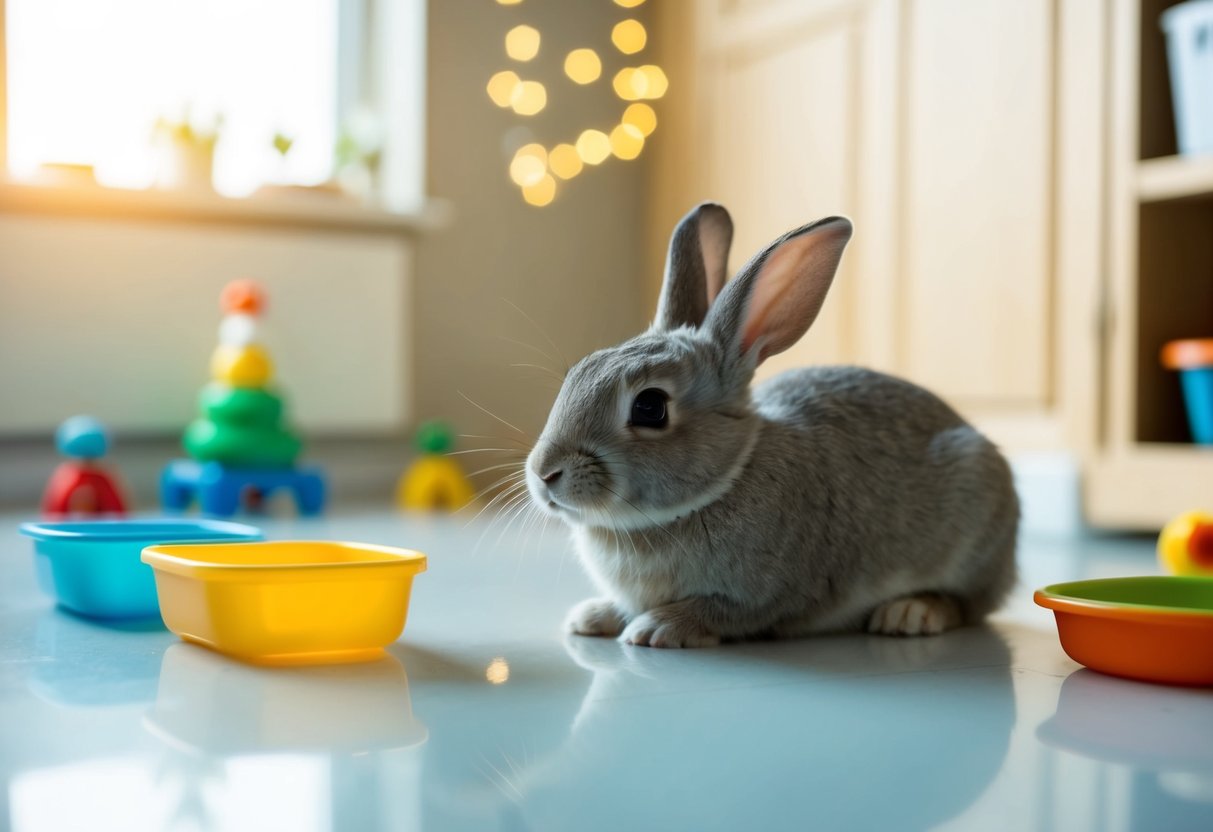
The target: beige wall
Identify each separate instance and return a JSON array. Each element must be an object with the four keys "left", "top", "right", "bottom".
[{"left": 414, "top": 0, "right": 651, "bottom": 447}]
